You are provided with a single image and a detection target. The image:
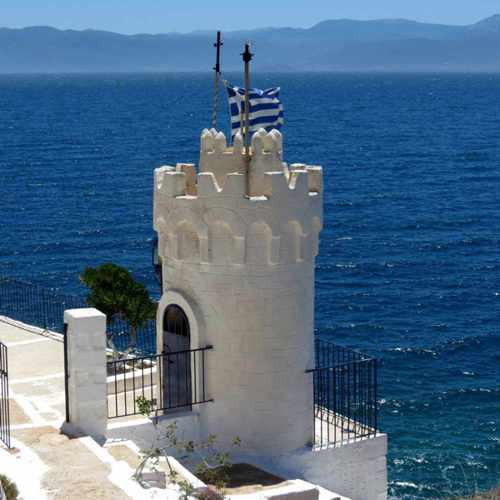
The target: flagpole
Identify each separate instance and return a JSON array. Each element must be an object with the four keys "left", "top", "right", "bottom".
[
  {"left": 242, "top": 42, "right": 253, "bottom": 159},
  {"left": 211, "top": 31, "right": 223, "bottom": 129}
]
